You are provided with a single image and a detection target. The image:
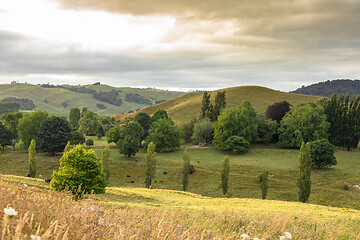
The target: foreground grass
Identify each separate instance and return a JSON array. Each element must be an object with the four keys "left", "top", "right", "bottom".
[{"left": 1, "top": 175, "right": 360, "bottom": 239}]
